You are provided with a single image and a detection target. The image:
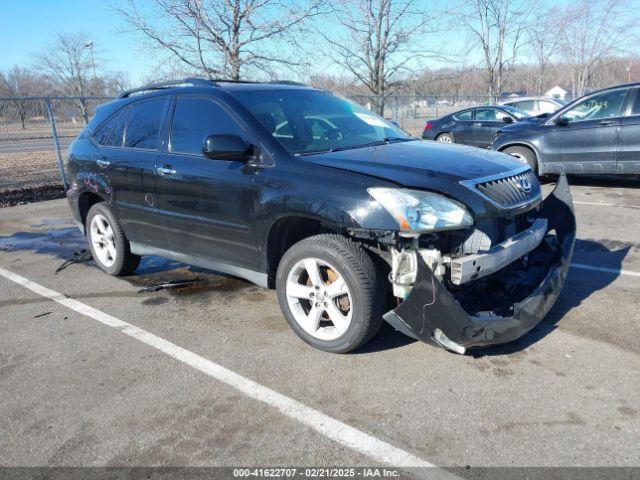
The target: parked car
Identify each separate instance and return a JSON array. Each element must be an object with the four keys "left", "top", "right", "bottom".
[
  {"left": 422, "top": 105, "right": 530, "bottom": 148},
  {"left": 499, "top": 96, "right": 566, "bottom": 116},
  {"left": 66, "top": 78, "right": 575, "bottom": 355},
  {"left": 493, "top": 82, "right": 640, "bottom": 175}
]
